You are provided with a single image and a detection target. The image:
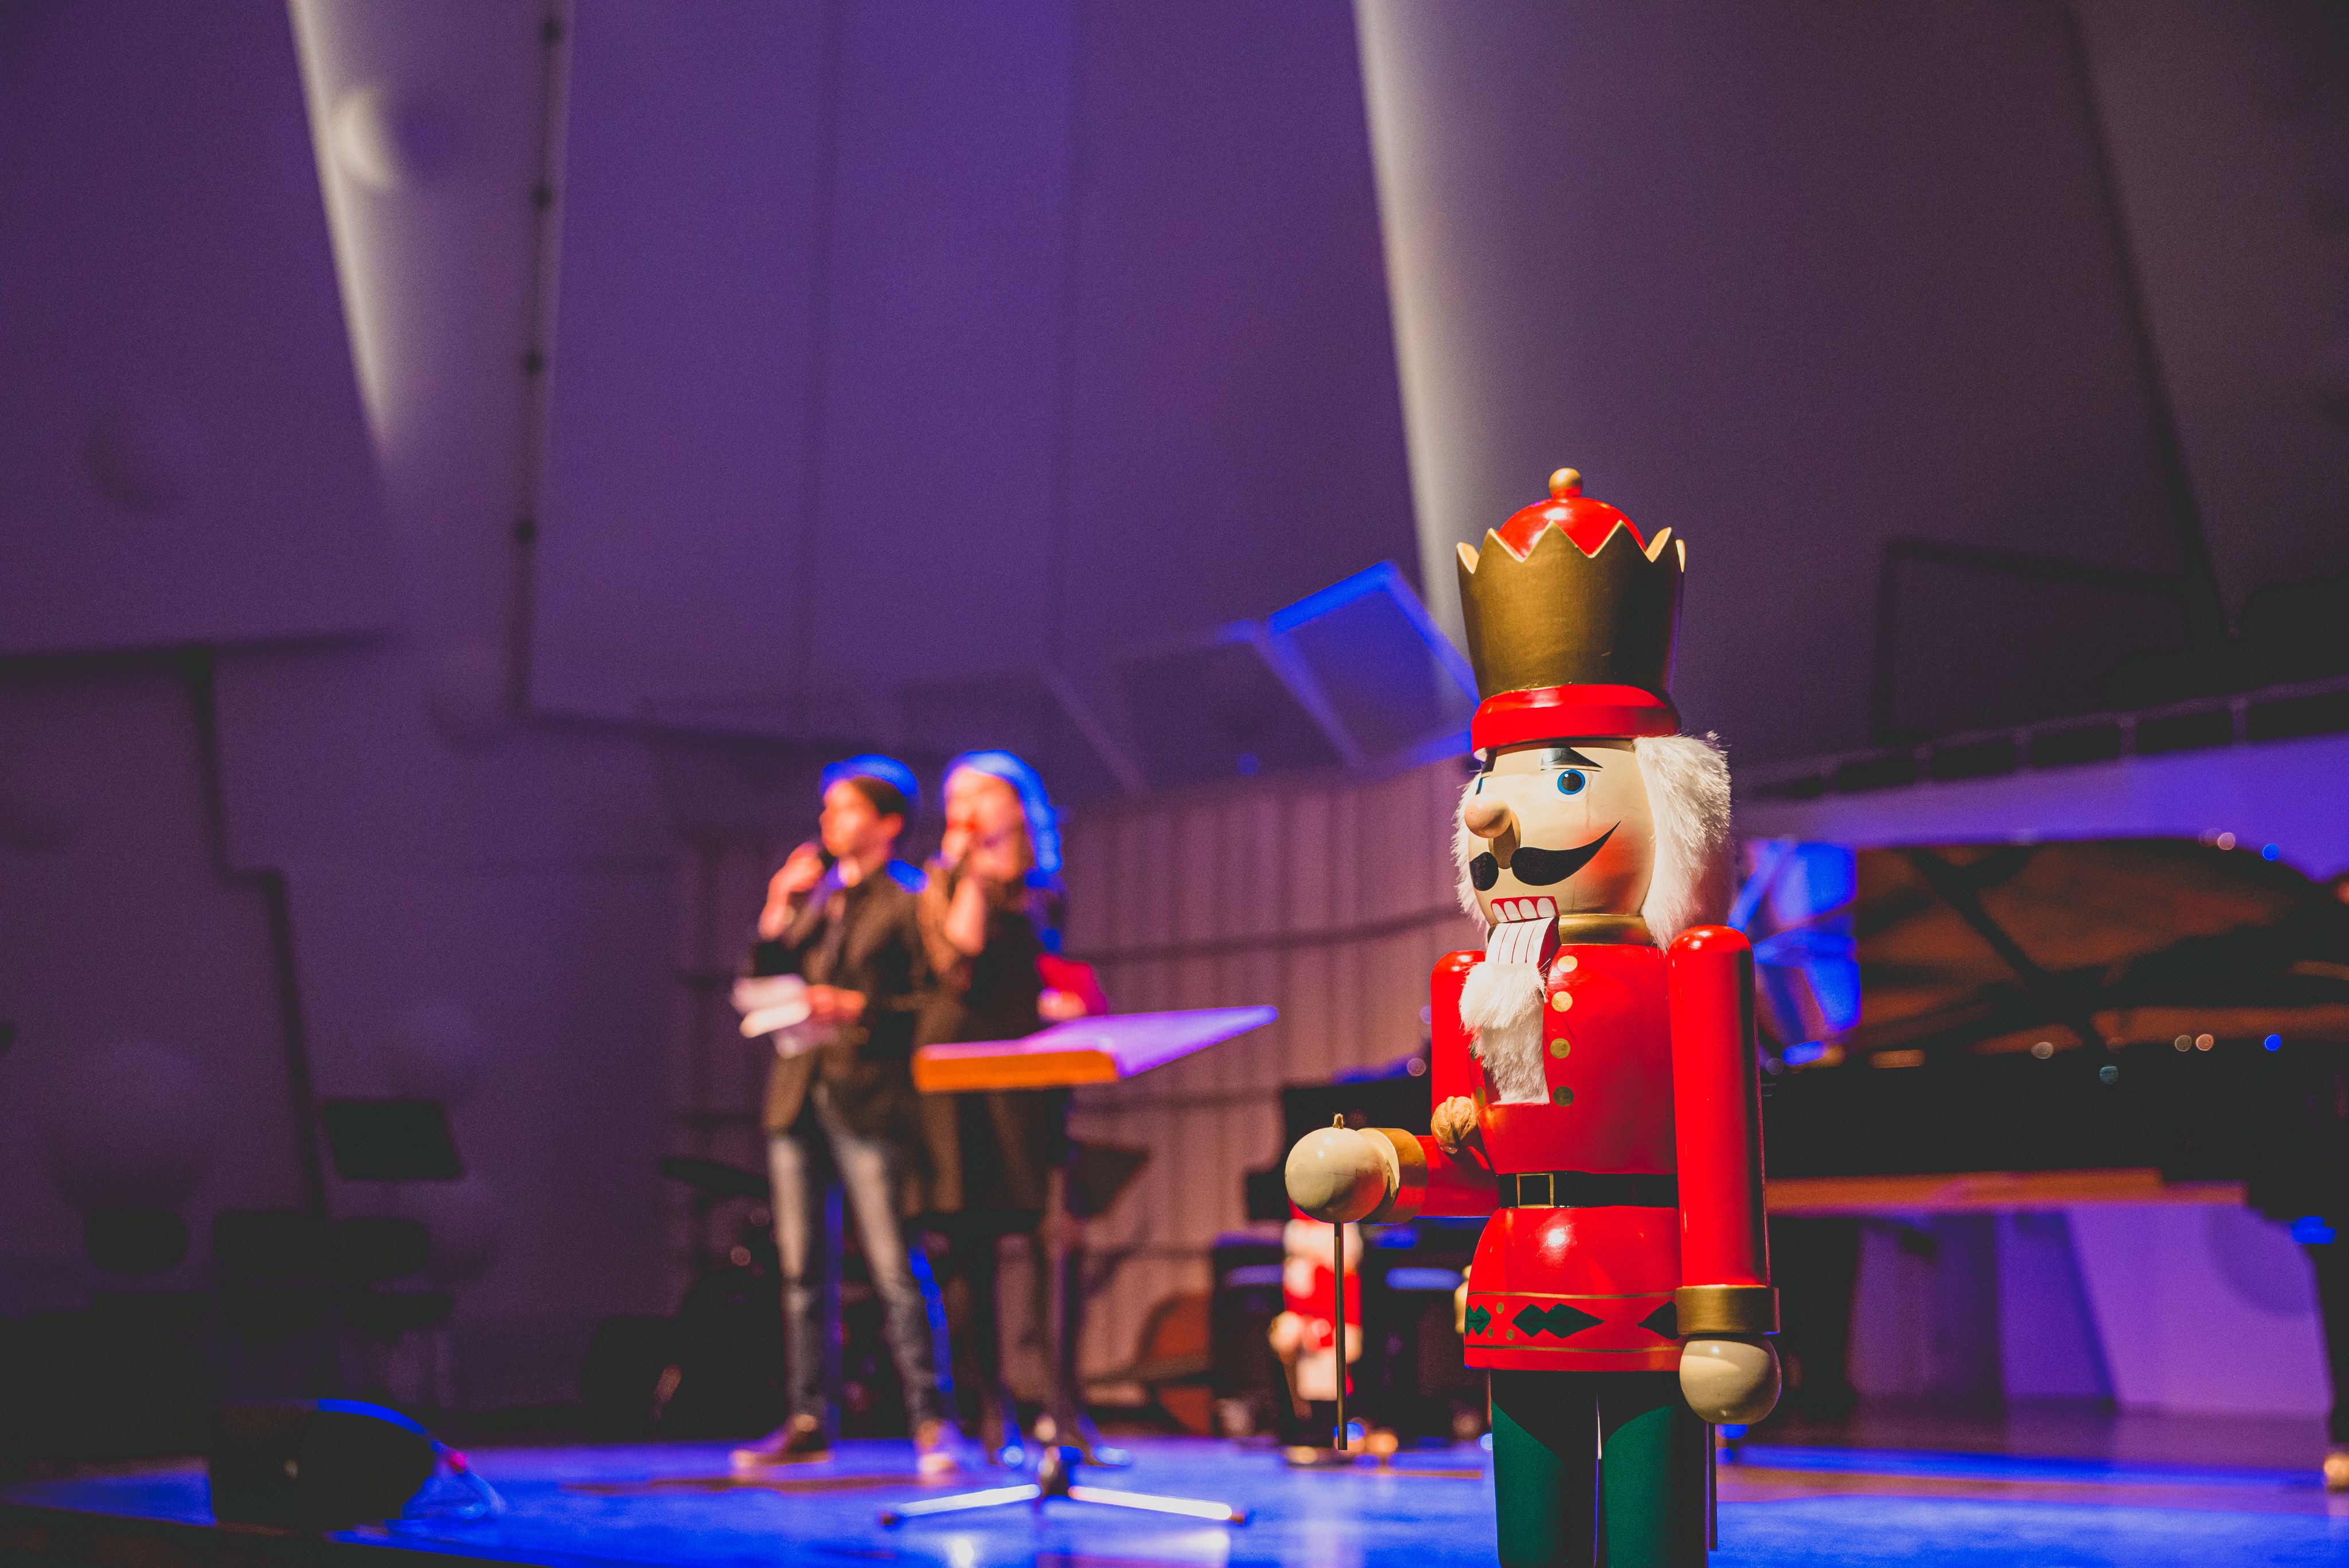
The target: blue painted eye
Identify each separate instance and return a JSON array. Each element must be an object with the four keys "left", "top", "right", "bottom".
[{"left": 1556, "top": 770, "right": 1587, "bottom": 795}]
